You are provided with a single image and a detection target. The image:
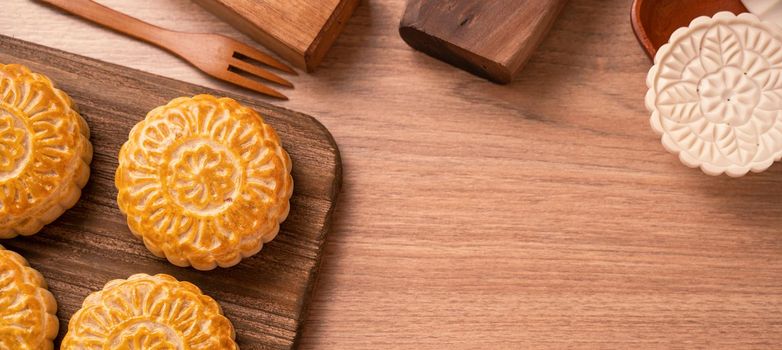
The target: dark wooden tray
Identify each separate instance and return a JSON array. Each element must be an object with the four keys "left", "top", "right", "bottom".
[{"left": 0, "top": 35, "right": 342, "bottom": 350}]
